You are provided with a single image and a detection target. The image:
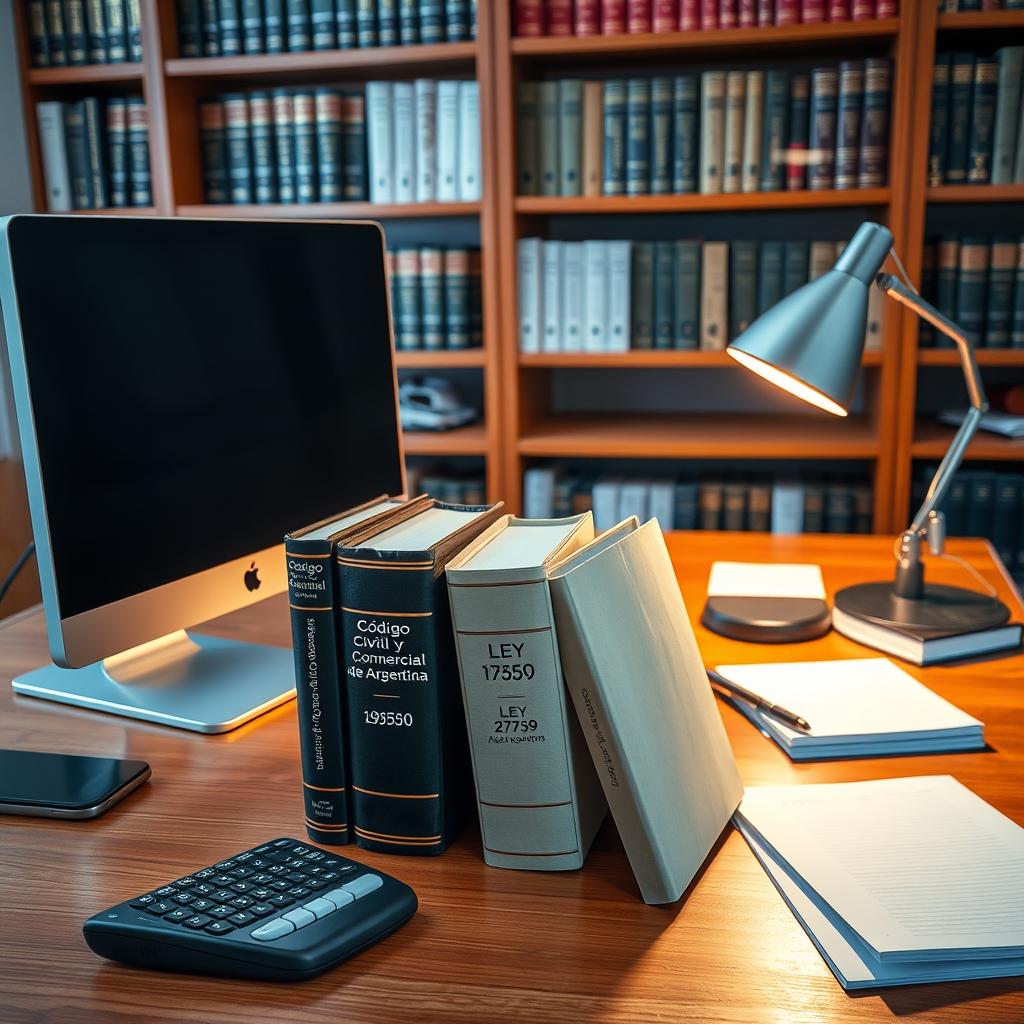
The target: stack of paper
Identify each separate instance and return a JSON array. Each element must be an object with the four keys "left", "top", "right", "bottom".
[
  {"left": 737, "top": 776, "right": 1024, "bottom": 989},
  {"left": 715, "top": 658, "right": 984, "bottom": 760}
]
